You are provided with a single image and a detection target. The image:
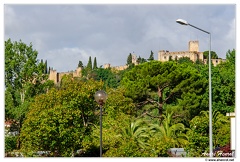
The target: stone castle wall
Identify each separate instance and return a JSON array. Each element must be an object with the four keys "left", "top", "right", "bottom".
[
  {"left": 49, "top": 41, "right": 226, "bottom": 84},
  {"left": 103, "top": 54, "right": 137, "bottom": 71},
  {"left": 49, "top": 67, "right": 82, "bottom": 84},
  {"left": 158, "top": 50, "right": 204, "bottom": 63},
  {"left": 204, "top": 58, "right": 226, "bottom": 66},
  {"left": 158, "top": 40, "right": 224, "bottom": 65}
]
